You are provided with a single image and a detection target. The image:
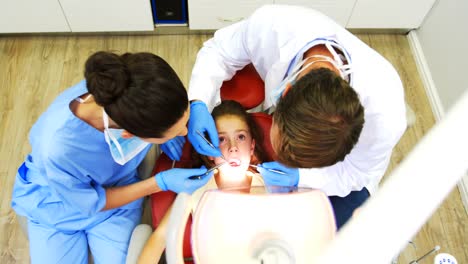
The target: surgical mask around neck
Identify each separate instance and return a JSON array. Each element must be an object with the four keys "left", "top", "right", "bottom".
[
  {"left": 272, "top": 42, "right": 352, "bottom": 102},
  {"left": 102, "top": 109, "right": 150, "bottom": 165}
]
